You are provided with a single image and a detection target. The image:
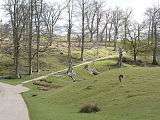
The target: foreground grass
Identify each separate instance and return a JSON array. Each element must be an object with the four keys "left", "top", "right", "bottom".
[{"left": 23, "top": 59, "right": 160, "bottom": 120}]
